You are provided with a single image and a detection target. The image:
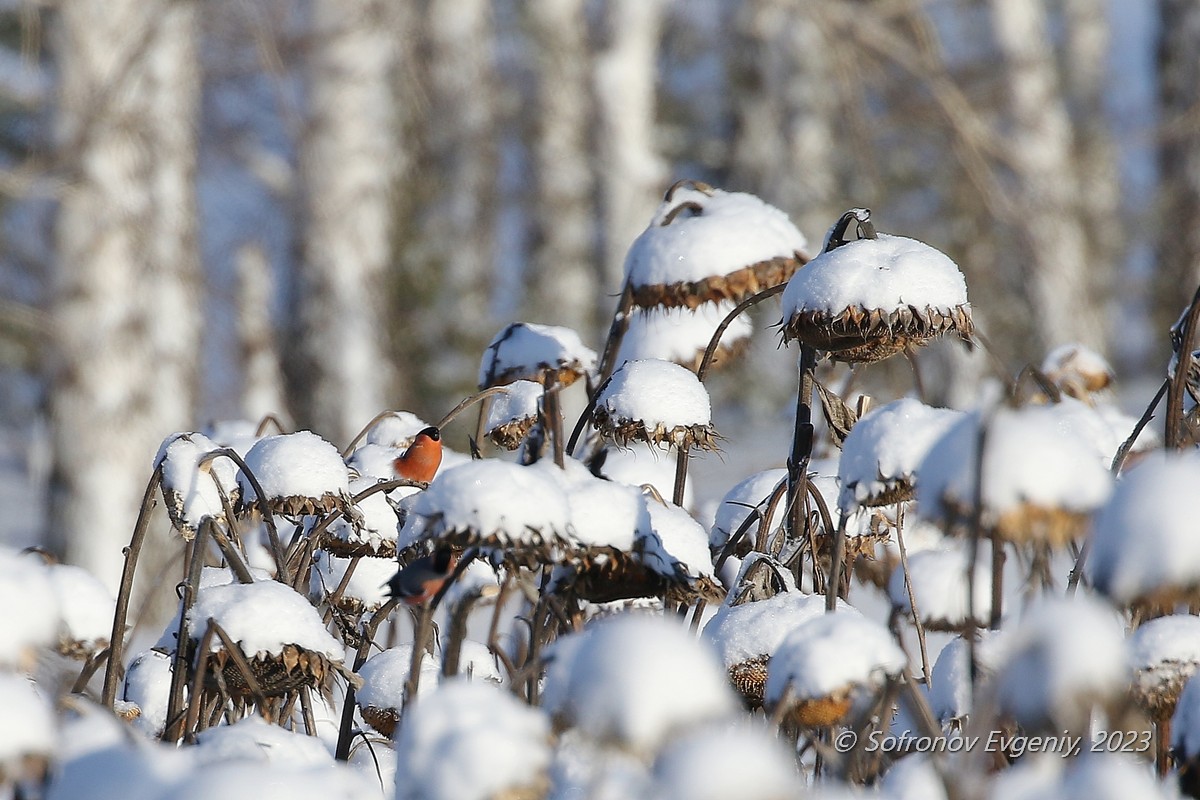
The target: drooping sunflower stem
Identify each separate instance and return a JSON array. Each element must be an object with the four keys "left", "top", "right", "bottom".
[
  {"left": 1166, "top": 283, "right": 1200, "bottom": 448},
  {"left": 786, "top": 346, "right": 819, "bottom": 548},
  {"left": 101, "top": 464, "right": 163, "bottom": 707}
]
